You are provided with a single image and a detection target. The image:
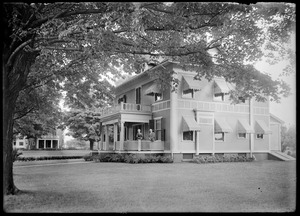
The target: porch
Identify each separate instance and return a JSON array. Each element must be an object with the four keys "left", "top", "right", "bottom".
[{"left": 98, "top": 102, "right": 165, "bottom": 153}]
